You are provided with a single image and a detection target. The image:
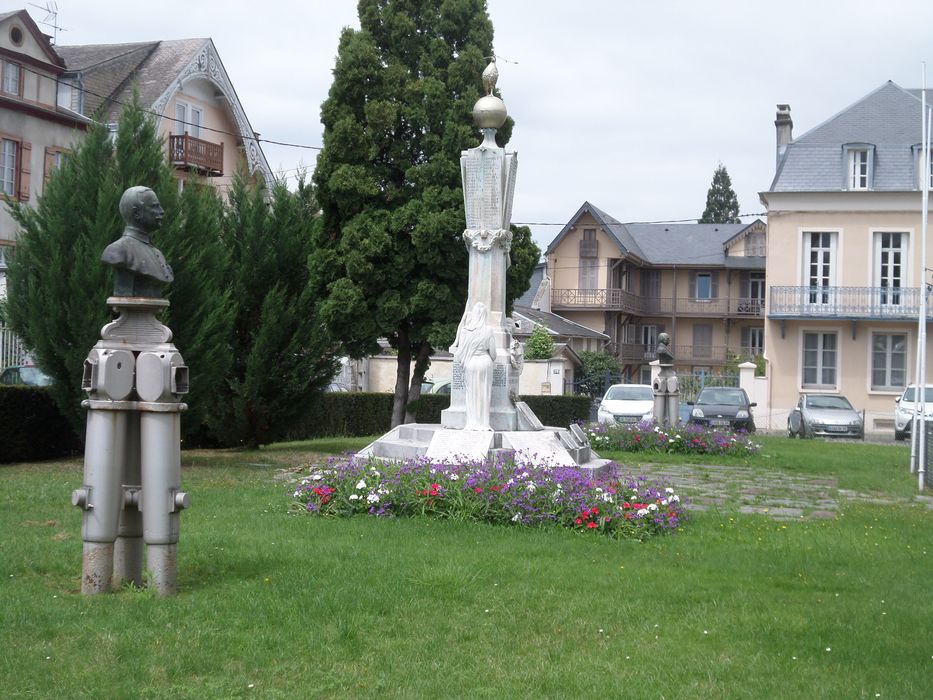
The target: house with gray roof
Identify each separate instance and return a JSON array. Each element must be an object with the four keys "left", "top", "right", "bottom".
[
  {"left": 544, "top": 201, "right": 766, "bottom": 383},
  {"left": 760, "top": 81, "right": 933, "bottom": 433}
]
